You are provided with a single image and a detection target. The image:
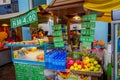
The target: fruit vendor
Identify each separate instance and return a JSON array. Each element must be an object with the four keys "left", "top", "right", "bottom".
[
  {"left": 8, "top": 30, "right": 20, "bottom": 42},
  {"left": 37, "top": 29, "right": 45, "bottom": 39}
]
